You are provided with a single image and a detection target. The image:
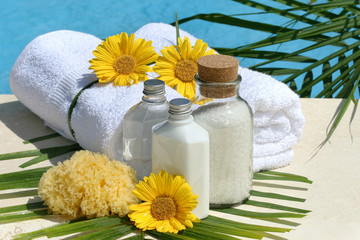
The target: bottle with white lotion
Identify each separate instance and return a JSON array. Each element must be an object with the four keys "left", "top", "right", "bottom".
[{"left": 152, "top": 98, "right": 210, "bottom": 219}]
